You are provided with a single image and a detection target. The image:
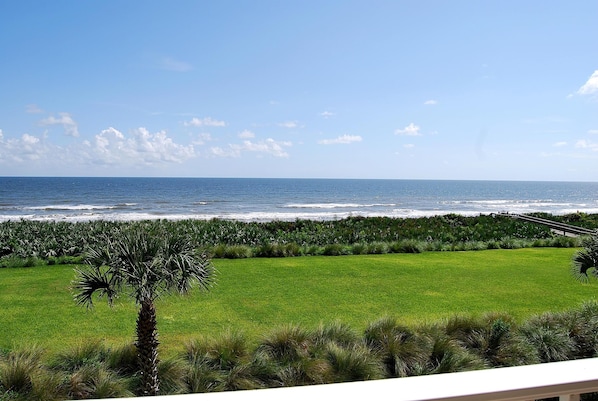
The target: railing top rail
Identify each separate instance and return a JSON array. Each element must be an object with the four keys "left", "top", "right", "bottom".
[{"left": 97, "top": 358, "right": 598, "bottom": 401}]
